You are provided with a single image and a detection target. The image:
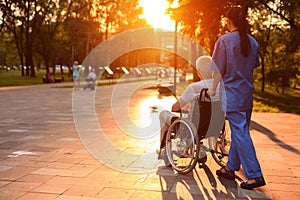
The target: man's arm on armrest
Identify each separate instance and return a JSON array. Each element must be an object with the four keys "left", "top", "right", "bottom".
[{"left": 171, "top": 99, "right": 186, "bottom": 112}]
